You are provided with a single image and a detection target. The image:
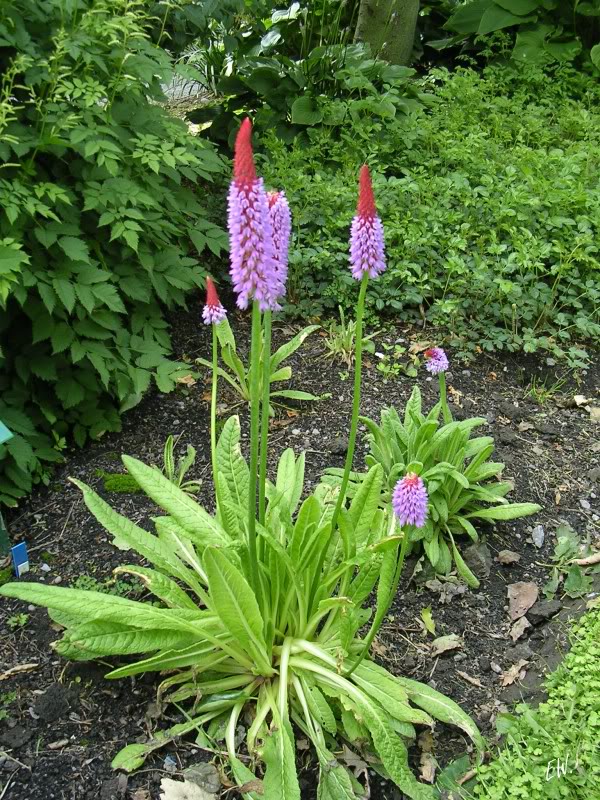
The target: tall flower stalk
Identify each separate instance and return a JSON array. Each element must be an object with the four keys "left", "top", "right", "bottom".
[{"left": 331, "top": 165, "right": 386, "bottom": 534}]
